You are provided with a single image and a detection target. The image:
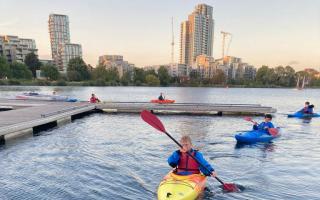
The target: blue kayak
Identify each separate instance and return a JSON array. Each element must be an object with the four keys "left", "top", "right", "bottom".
[
  {"left": 235, "top": 129, "right": 280, "bottom": 144},
  {"left": 287, "top": 111, "right": 320, "bottom": 118}
]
